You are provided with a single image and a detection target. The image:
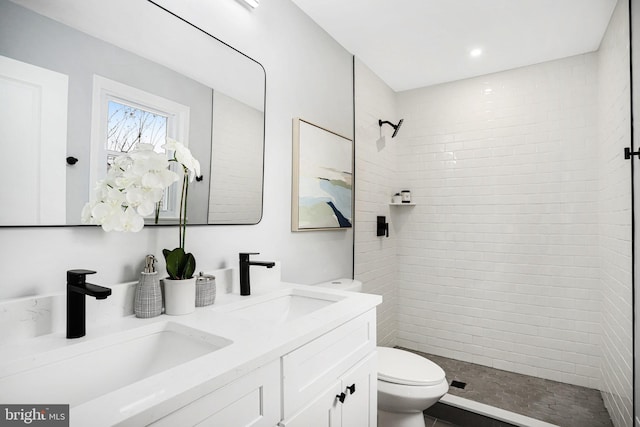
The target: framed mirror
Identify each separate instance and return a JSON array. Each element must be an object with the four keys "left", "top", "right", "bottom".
[{"left": 0, "top": 0, "right": 265, "bottom": 226}]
